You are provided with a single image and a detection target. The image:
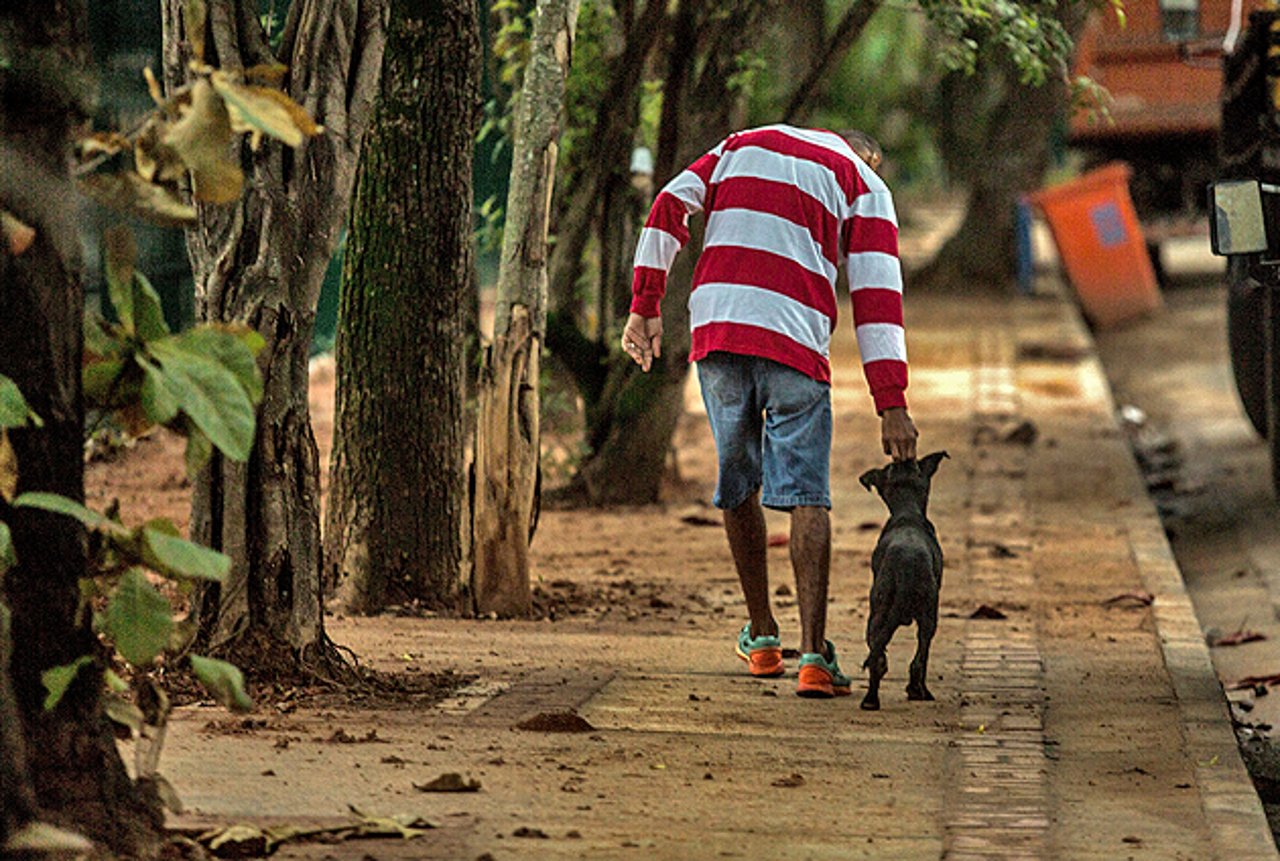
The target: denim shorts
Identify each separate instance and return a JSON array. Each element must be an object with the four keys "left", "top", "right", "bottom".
[{"left": 696, "top": 352, "right": 832, "bottom": 511}]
